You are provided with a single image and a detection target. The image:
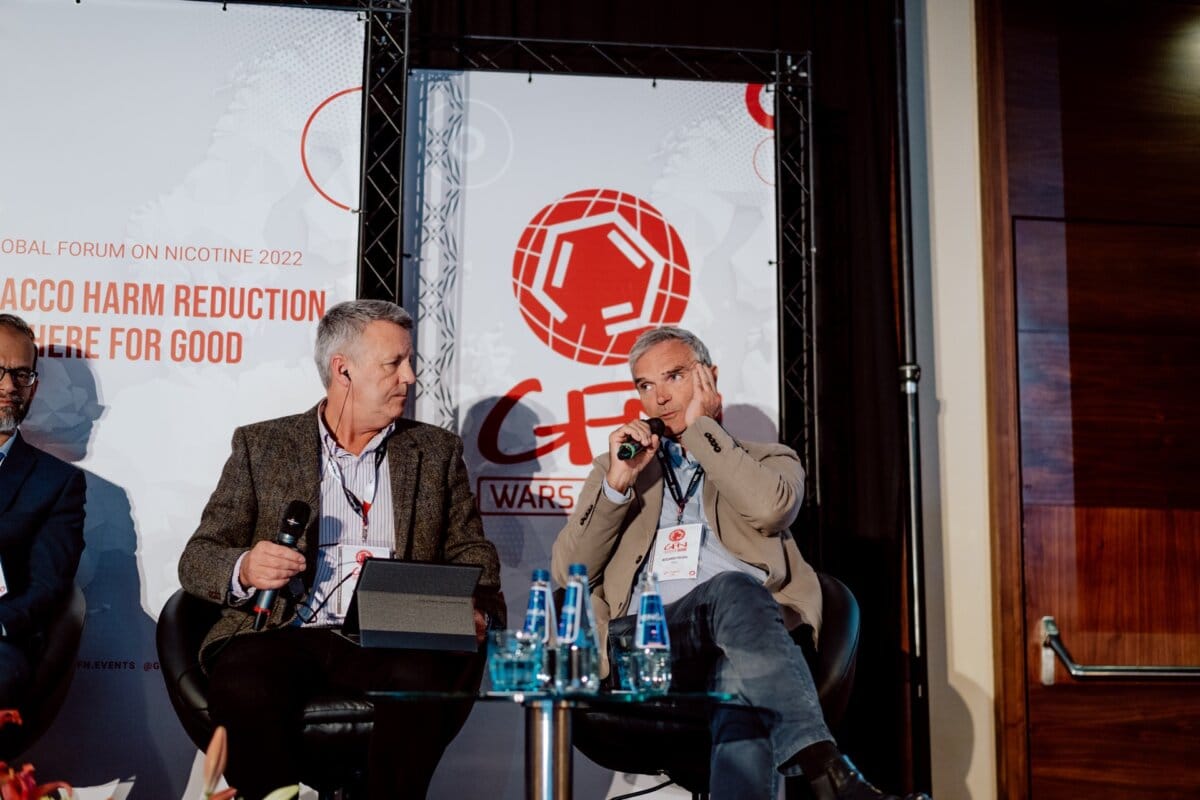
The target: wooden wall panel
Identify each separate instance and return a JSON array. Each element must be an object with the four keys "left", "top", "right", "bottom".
[
  {"left": 1024, "top": 506, "right": 1200, "bottom": 664},
  {"left": 1020, "top": 334, "right": 1200, "bottom": 508},
  {"left": 1002, "top": 3, "right": 1064, "bottom": 218},
  {"left": 1028, "top": 683, "right": 1200, "bottom": 799},
  {"left": 1015, "top": 219, "right": 1200, "bottom": 509},
  {"left": 984, "top": 2, "right": 1200, "bottom": 796},
  {"left": 976, "top": 0, "right": 1030, "bottom": 792},
  {"left": 1005, "top": 3, "right": 1200, "bottom": 225},
  {"left": 1058, "top": 6, "right": 1200, "bottom": 225},
  {"left": 1024, "top": 505, "right": 1200, "bottom": 796}
]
